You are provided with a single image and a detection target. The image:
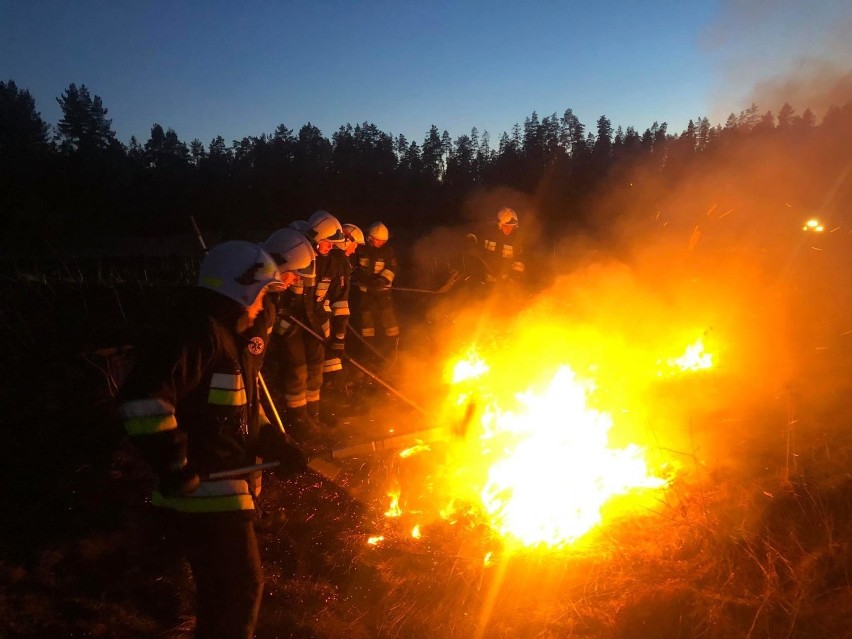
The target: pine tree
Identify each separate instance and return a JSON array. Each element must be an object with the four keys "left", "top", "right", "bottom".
[
  {"left": 55, "top": 83, "right": 117, "bottom": 153},
  {"left": 0, "top": 80, "right": 50, "bottom": 158}
]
